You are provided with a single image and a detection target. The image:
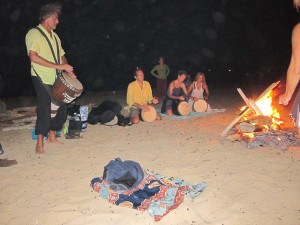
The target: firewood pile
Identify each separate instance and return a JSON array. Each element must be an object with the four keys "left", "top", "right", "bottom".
[
  {"left": 226, "top": 115, "right": 299, "bottom": 151},
  {"left": 221, "top": 81, "right": 299, "bottom": 151}
]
